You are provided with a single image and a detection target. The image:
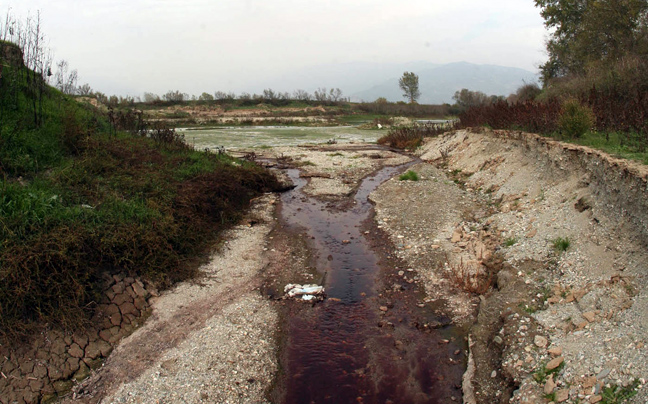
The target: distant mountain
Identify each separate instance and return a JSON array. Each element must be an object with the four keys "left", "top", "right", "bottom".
[
  {"left": 244, "top": 61, "right": 439, "bottom": 96},
  {"left": 351, "top": 62, "right": 539, "bottom": 104},
  {"left": 243, "top": 61, "right": 538, "bottom": 104}
]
